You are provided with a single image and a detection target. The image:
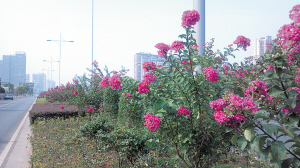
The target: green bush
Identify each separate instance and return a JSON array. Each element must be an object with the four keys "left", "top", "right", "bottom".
[
  {"left": 103, "top": 88, "right": 120, "bottom": 118},
  {"left": 80, "top": 115, "right": 114, "bottom": 139}
]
